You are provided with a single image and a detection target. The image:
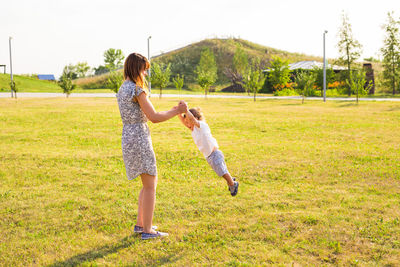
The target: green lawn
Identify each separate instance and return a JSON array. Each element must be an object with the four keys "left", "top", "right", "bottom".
[{"left": 1, "top": 98, "right": 400, "bottom": 266}]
